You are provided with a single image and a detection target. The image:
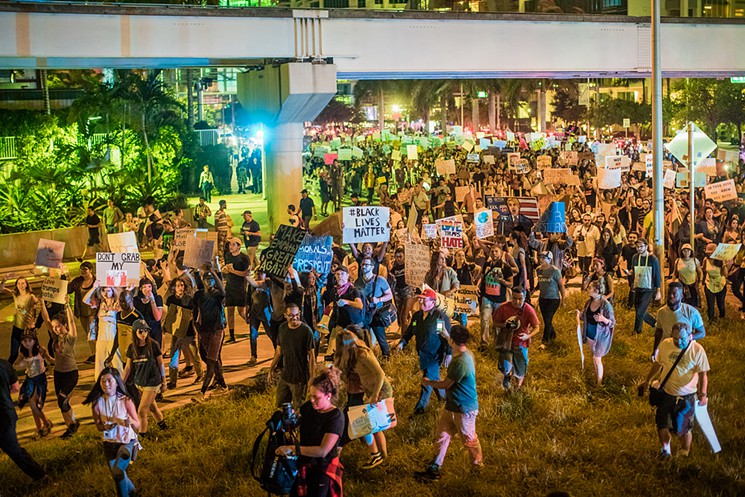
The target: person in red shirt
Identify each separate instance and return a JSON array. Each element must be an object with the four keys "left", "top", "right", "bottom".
[{"left": 493, "top": 286, "right": 541, "bottom": 391}]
